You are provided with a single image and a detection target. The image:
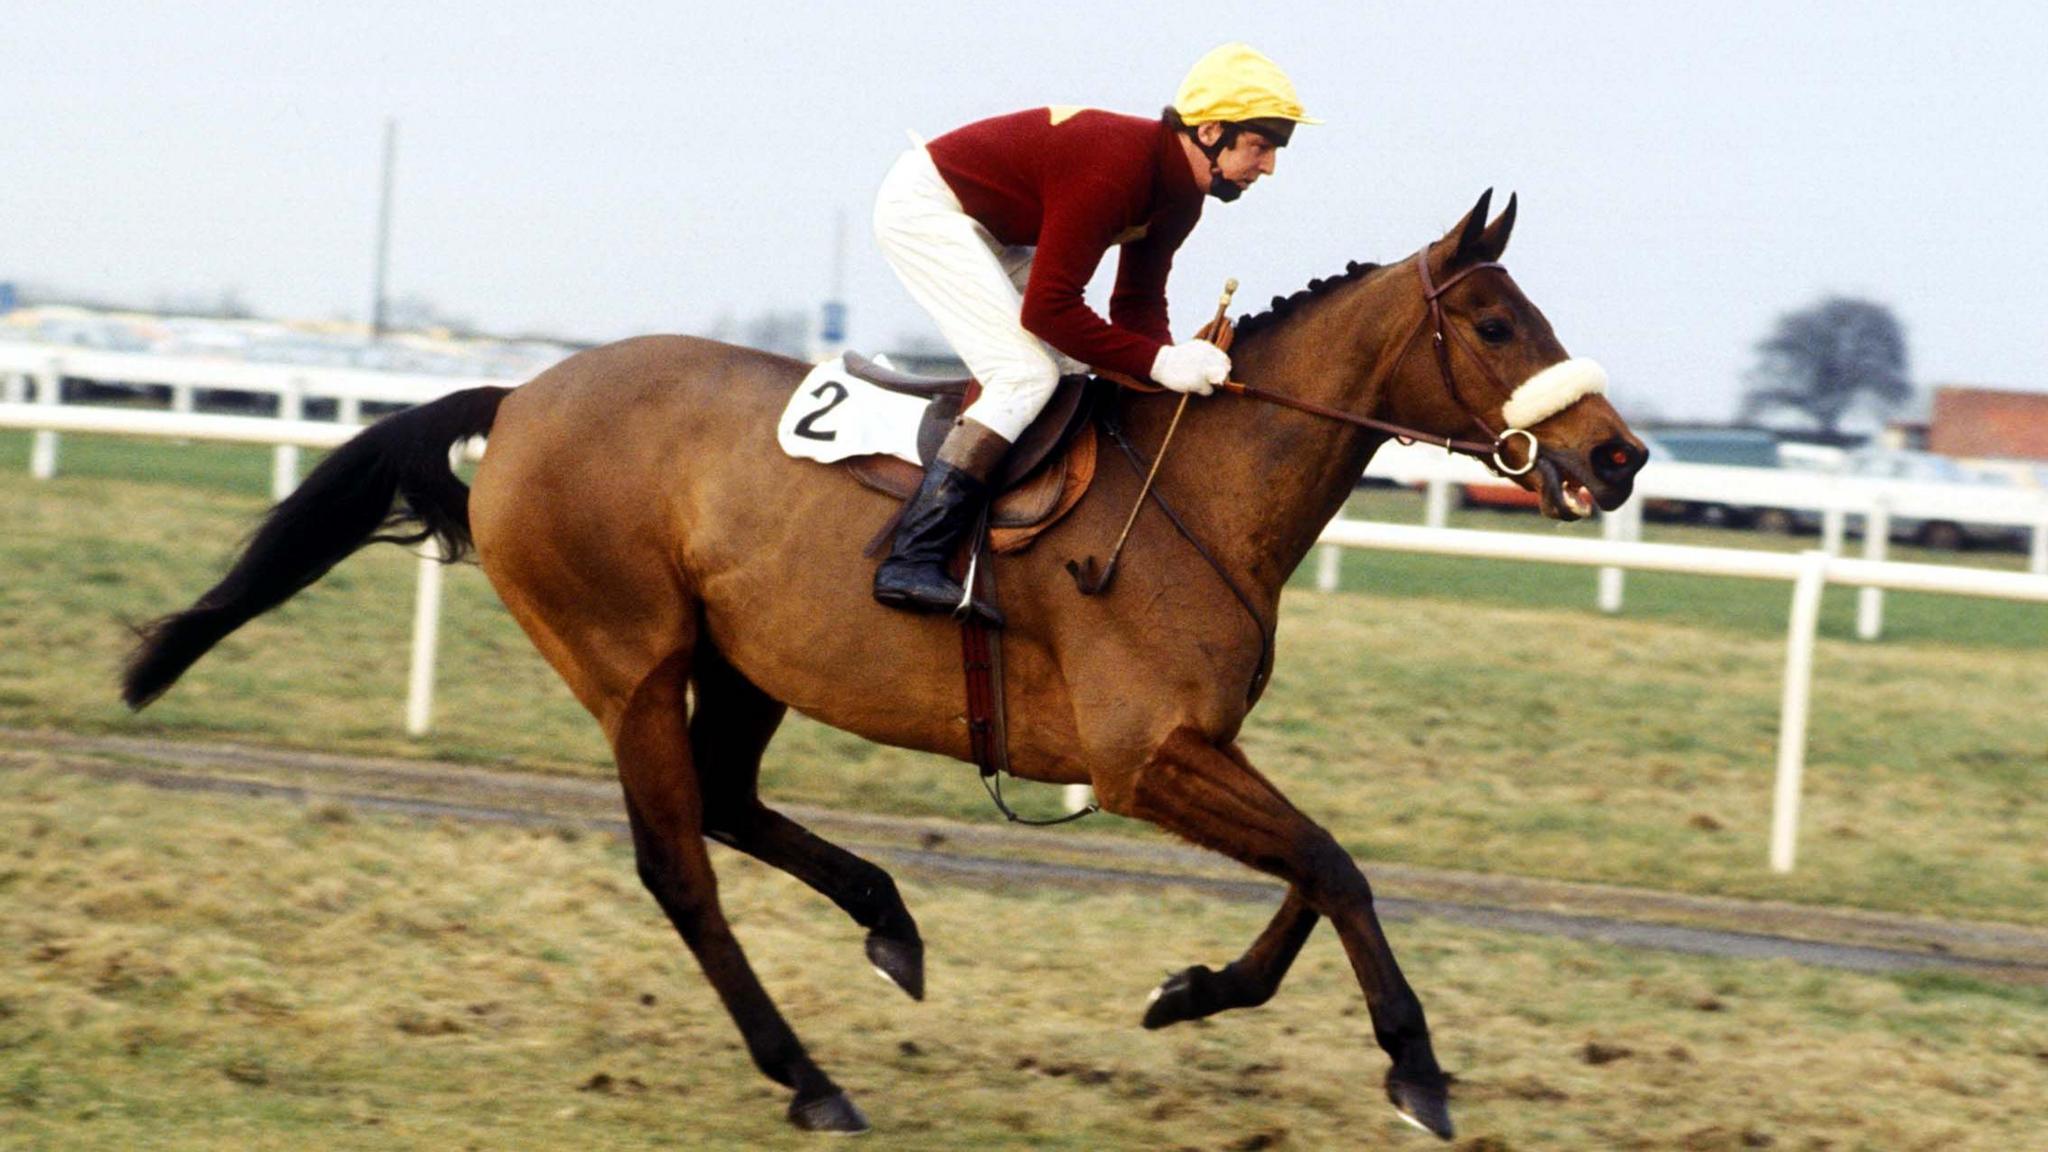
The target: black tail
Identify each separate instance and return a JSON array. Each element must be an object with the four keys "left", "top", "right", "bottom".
[{"left": 121, "top": 386, "right": 512, "bottom": 709}]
